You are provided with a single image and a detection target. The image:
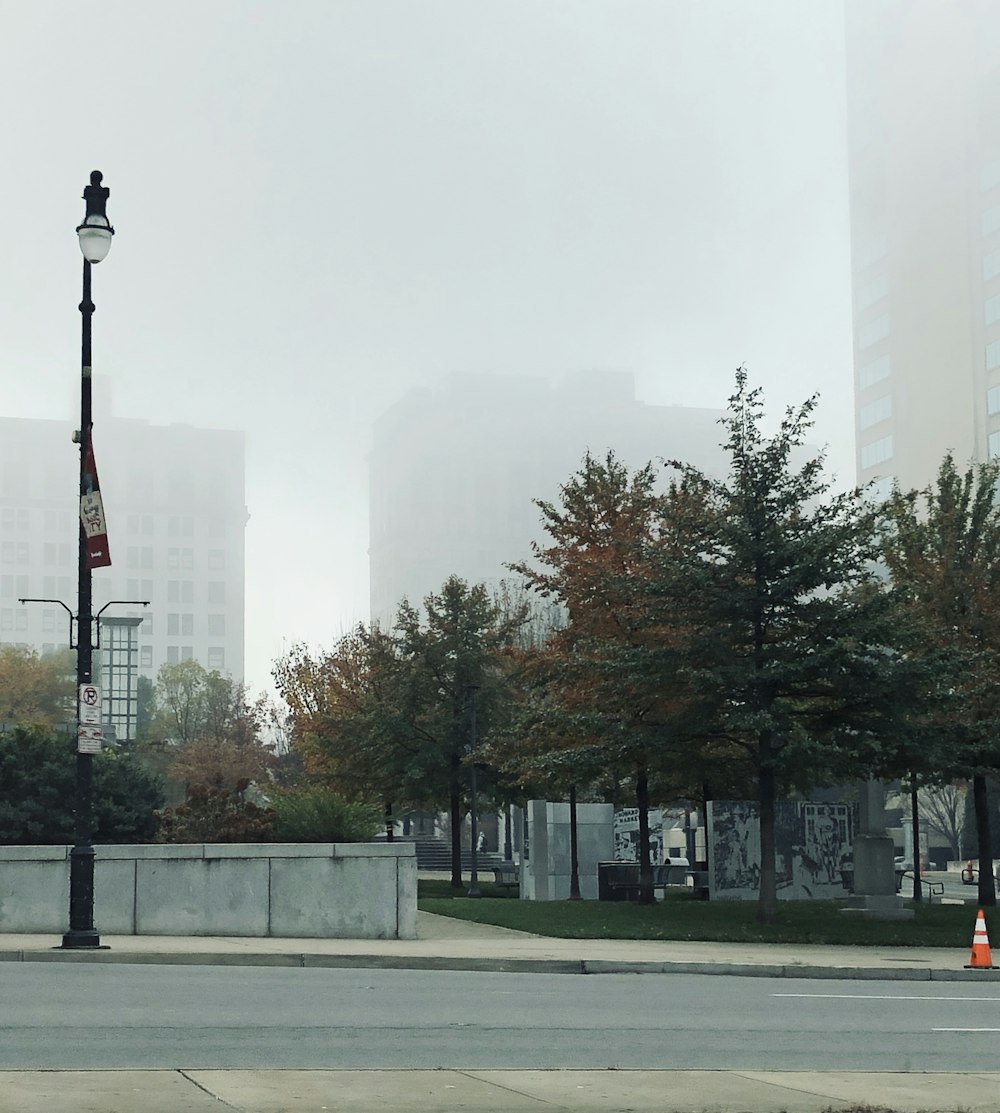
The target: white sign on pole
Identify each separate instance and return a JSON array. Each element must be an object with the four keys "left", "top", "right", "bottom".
[
  {"left": 78, "top": 684, "right": 101, "bottom": 725},
  {"left": 77, "top": 724, "right": 103, "bottom": 754}
]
